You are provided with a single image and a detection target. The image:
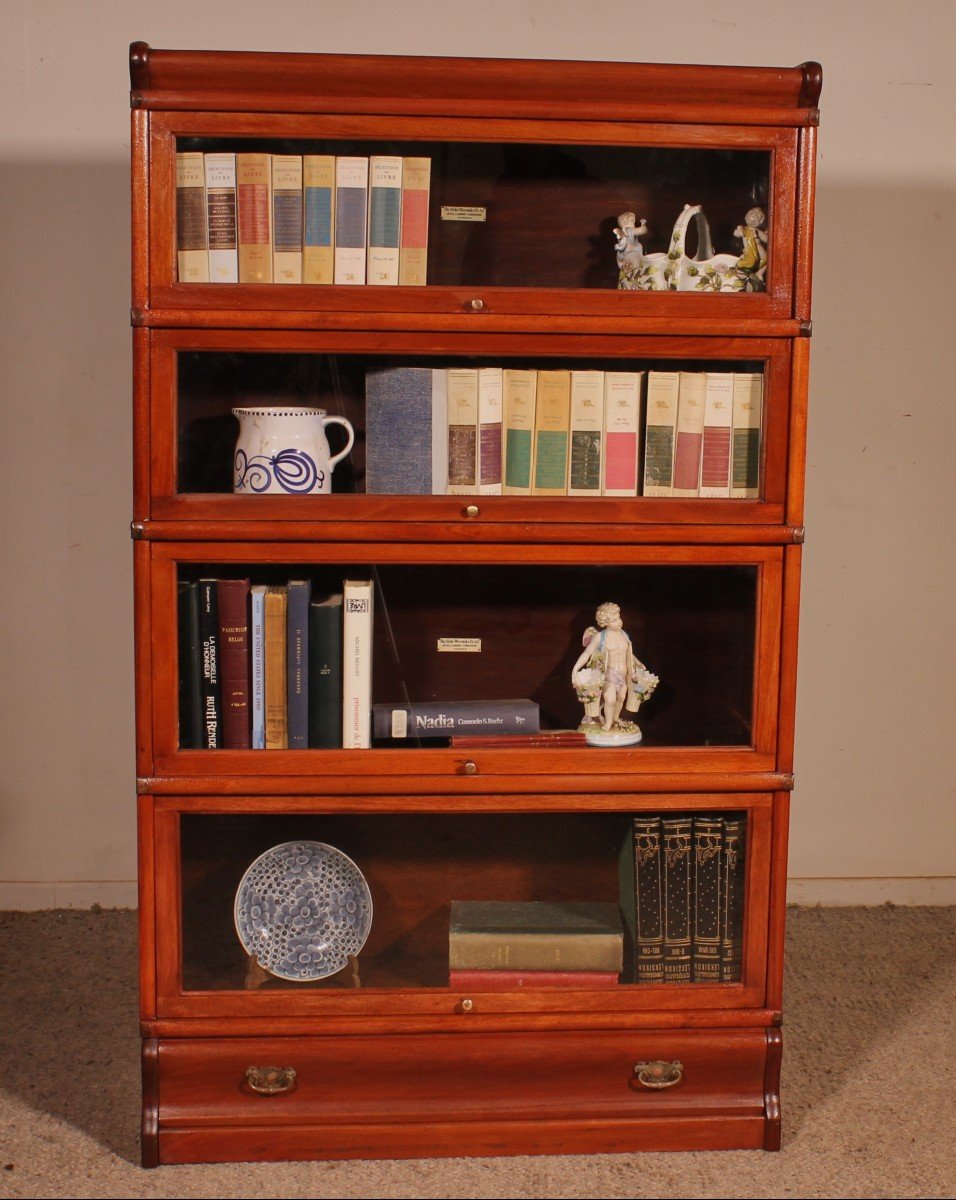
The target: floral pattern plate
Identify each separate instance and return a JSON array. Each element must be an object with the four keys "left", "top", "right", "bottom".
[{"left": 234, "top": 841, "right": 373, "bottom": 981}]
